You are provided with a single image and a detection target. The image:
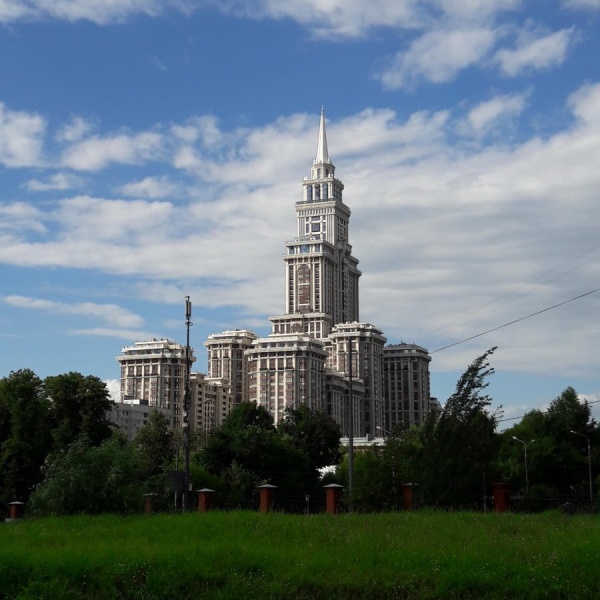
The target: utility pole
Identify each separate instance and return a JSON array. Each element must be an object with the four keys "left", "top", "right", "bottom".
[
  {"left": 182, "top": 296, "right": 193, "bottom": 511},
  {"left": 348, "top": 332, "right": 354, "bottom": 511}
]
